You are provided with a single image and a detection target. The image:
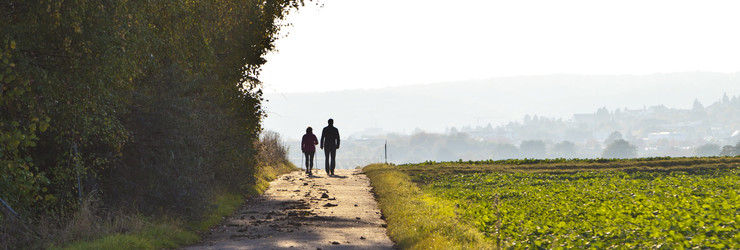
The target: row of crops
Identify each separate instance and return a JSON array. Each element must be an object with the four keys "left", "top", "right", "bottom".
[{"left": 398, "top": 158, "right": 740, "bottom": 249}]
